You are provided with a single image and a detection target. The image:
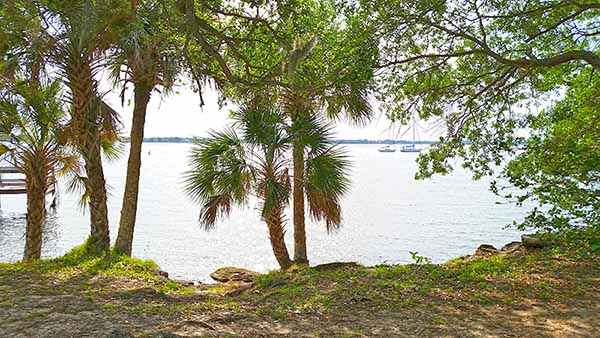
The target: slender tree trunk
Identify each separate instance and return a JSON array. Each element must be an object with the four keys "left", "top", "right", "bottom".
[
  {"left": 23, "top": 165, "right": 46, "bottom": 262},
  {"left": 67, "top": 54, "right": 111, "bottom": 255},
  {"left": 115, "top": 83, "right": 151, "bottom": 256},
  {"left": 292, "top": 141, "right": 308, "bottom": 265},
  {"left": 84, "top": 139, "right": 110, "bottom": 254},
  {"left": 23, "top": 61, "right": 45, "bottom": 262},
  {"left": 265, "top": 207, "right": 293, "bottom": 270}
]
